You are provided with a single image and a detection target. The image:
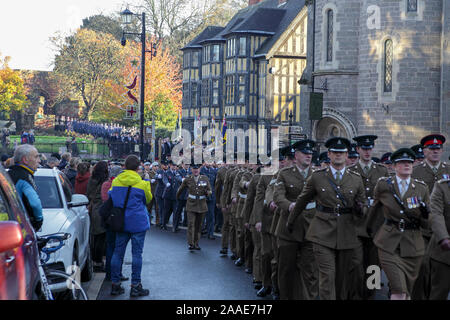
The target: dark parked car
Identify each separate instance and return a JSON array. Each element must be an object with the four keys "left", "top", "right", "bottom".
[{"left": 0, "top": 165, "right": 41, "bottom": 300}]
